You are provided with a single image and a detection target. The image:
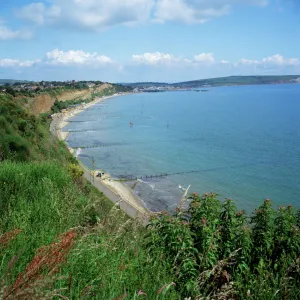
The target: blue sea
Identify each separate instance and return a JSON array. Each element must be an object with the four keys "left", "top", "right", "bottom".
[{"left": 64, "top": 85, "right": 300, "bottom": 213}]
